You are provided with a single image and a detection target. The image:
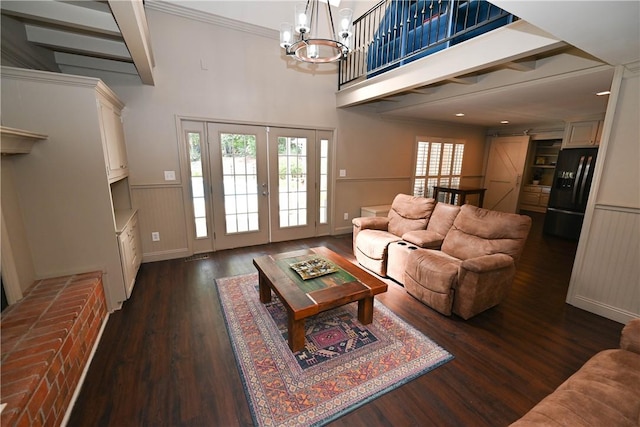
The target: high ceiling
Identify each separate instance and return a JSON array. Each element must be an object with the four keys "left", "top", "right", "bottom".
[{"left": 1, "top": 0, "right": 638, "bottom": 129}]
